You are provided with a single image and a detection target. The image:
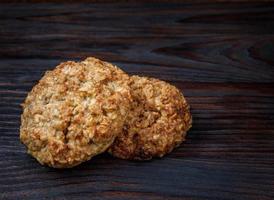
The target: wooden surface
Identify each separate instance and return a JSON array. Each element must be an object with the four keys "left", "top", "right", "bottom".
[{"left": 1, "top": 2, "right": 274, "bottom": 200}]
